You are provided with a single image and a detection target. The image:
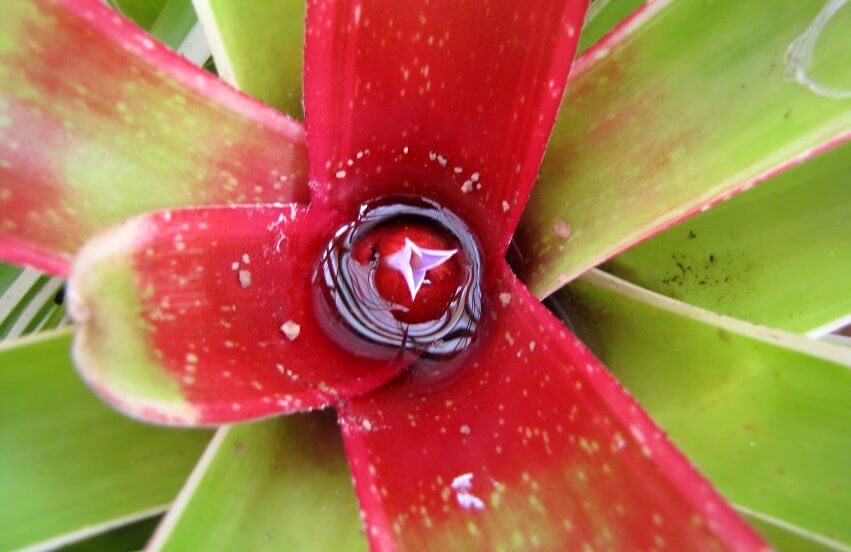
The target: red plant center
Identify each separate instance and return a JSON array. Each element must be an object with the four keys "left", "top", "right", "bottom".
[
  {"left": 313, "top": 197, "right": 482, "bottom": 361},
  {"left": 351, "top": 222, "right": 465, "bottom": 324}
]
